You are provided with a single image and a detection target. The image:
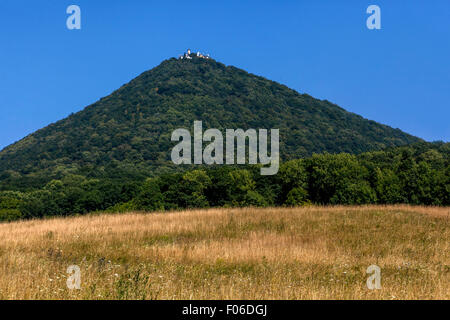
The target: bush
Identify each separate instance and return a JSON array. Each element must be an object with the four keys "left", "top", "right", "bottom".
[
  {"left": 0, "top": 209, "right": 22, "bottom": 222},
  {"left": 285, "top": 187, "right": 310, "bottom": 206},
  {"left": 106, "top": 201, "right": 138, "bottom": 213}
]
